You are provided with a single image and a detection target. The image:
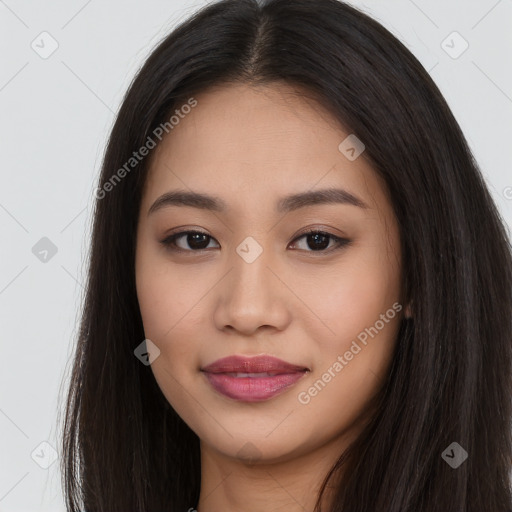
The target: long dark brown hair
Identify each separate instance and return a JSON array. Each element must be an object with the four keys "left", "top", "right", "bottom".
[{"left": 60, "top": 0, "right": 512, "bottom": 510}]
